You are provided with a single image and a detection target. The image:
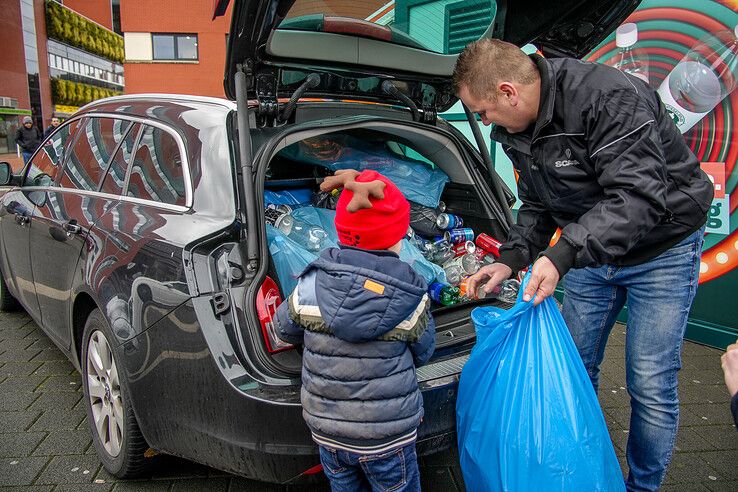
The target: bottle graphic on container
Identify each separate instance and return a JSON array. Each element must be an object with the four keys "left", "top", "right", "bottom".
[
  {"left": 657, "top": 25, "right": 738, "bottom": 133},
  {"left": 610, "top": 23, "right": 649, "bottom": 83}
]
